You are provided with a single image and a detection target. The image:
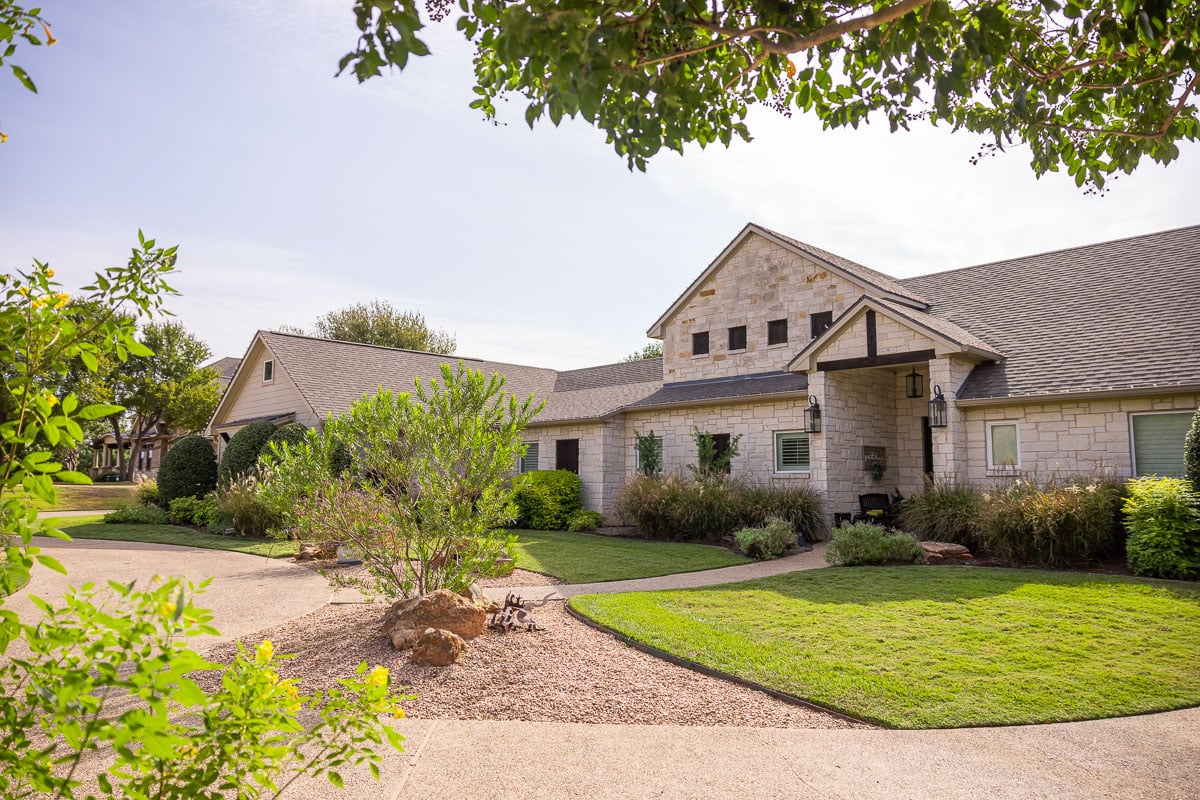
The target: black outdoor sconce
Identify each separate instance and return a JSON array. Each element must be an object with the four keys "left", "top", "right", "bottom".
[
  {"left": 905, "top": 368, "right": 924, "bottom": 399},
  {"left": 804, "top": 396, "right": 822, "bottom": 434},
  {"left": 928, "top": 385, "right": 948, "bottom": 428}
]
